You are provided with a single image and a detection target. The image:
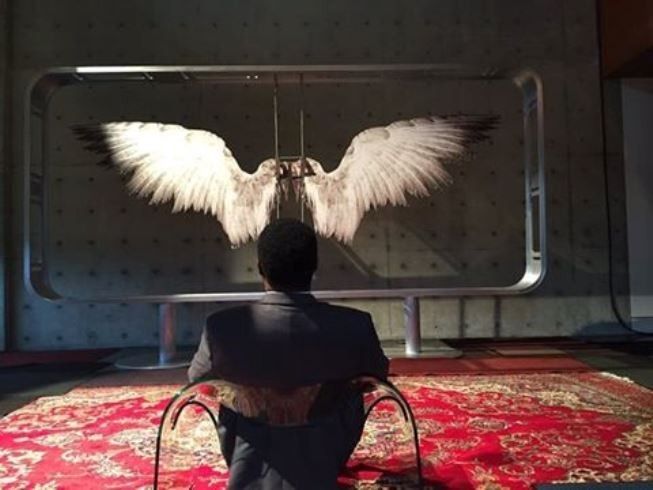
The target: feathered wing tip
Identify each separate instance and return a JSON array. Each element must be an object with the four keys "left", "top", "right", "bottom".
[
  {"left": 440, "top": 114, "right": 501, "bottom": 145},
  {"left": 71, "top": 124, "right": 114, "bottom": 167}
]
